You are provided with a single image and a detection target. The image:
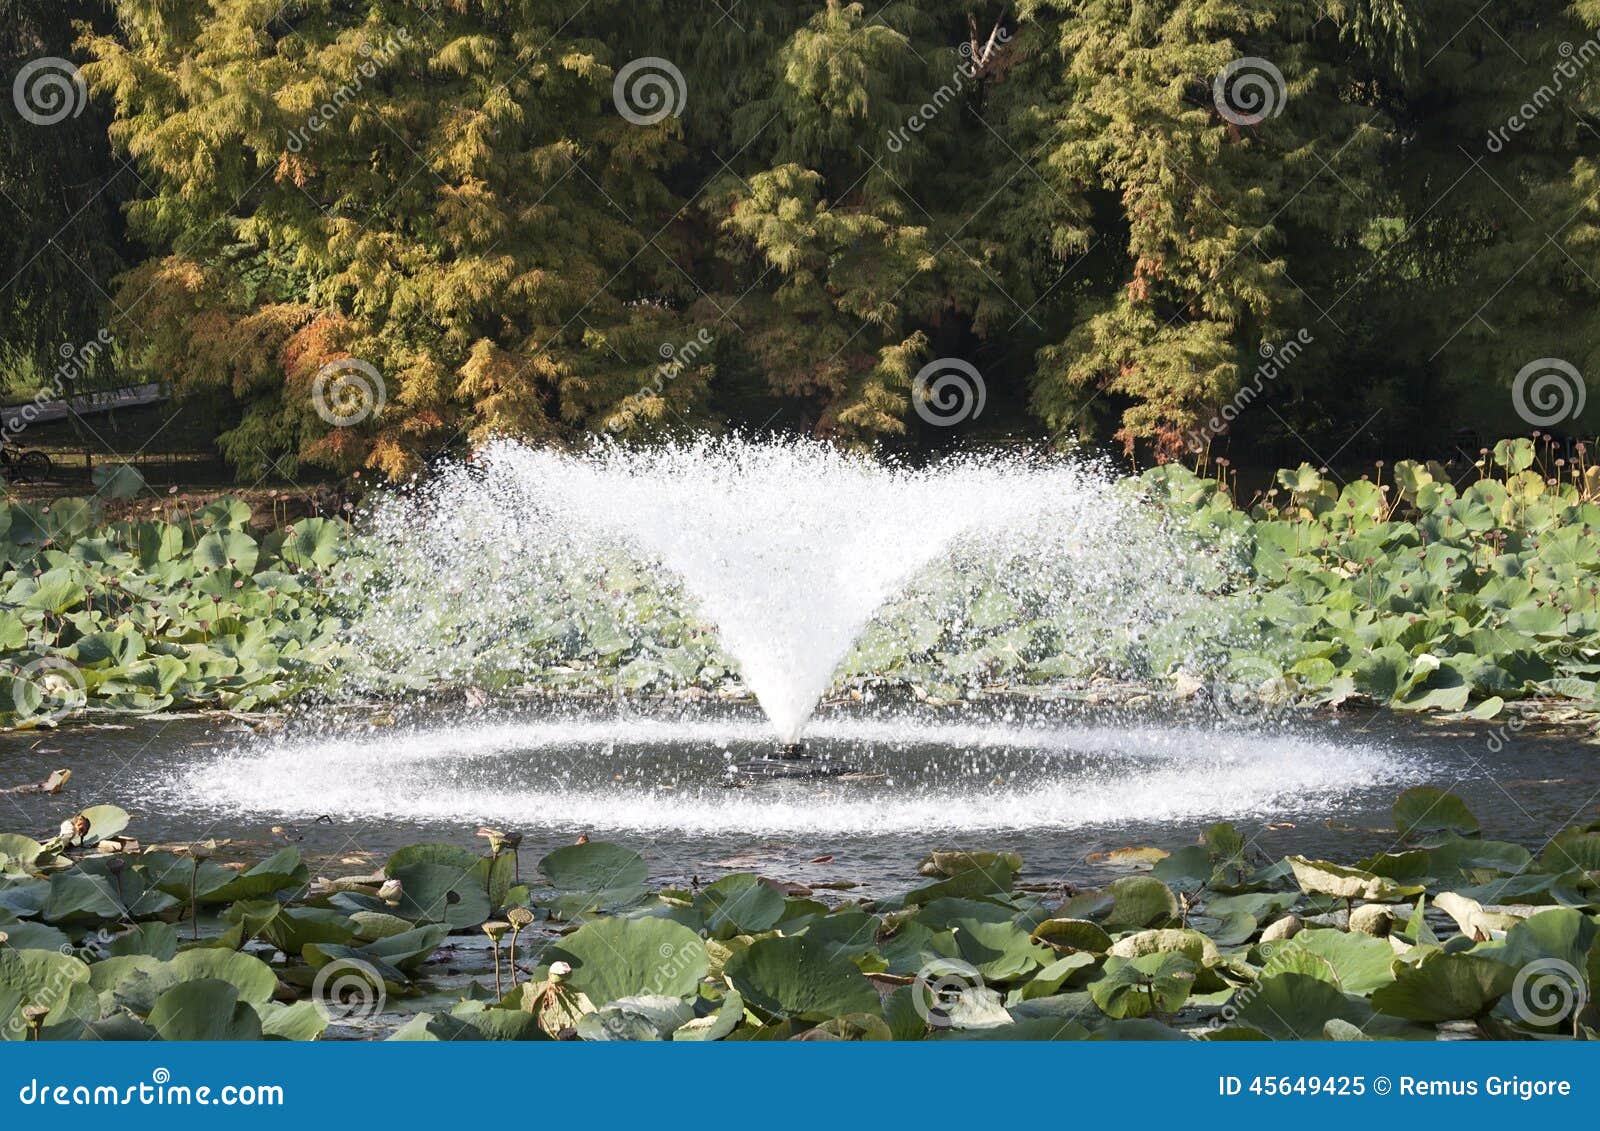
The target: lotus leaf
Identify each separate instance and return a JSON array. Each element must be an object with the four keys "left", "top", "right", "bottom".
[
  {"left": 1394, "top": 786, "right": 1481, "bottom": 840},
  {"left": 1089, "top": 953, "right": 1196, "bottom": 1019},
  {"left": 725, "top": 934, "right": 881, "bottom": 1022},
  {"left": 672, "top": 990, "right": 745, "bottom": 1041},
  {"left": 695, "top": 873, "right": 785, "bottom": 939},
  {"left": 1287, "top": 856, "right": 1425, "bottom": 902},
  {"left": 147, "top": 979, "right": 263, "bottom": 1041},
  {"left": 545, "top": 916, "right": 708, "bottom": 1004},
  {"left": 1103, "top": 875, "right": 1180, "bottom": 929},
  {"left": 1370, "top": 952, "right": 1517, "bottom": 1021}
]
